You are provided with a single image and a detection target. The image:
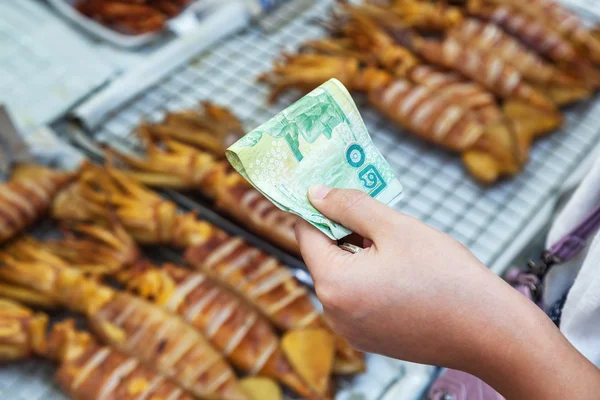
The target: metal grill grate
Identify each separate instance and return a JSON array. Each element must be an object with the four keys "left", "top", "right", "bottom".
[
  {"left": 91, "top": 0, "right": 600, "bottom": 270},
  {"left": 0, "top": 213, "right": 435, "bottom": 400},
  {"left": 560, "top": 0, "right": 600, "bottom": 17},
  {"left": 0, "top": 351, "right": 424, "bottom": 400},
  {"left": 0, "top": 123, "right": 436, "bottom": 400},
  {"left": 0, "top": 361, "right": 68, "bottom": 400}
]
